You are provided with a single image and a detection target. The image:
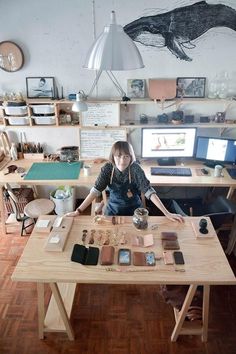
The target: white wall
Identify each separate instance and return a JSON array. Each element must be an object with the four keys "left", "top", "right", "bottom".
[
  {"left": 1, "top": 0, "right": 236, "bottom": 97},
  {"left": 1, "top": 0, "right": 236, "bottom": 198}
]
